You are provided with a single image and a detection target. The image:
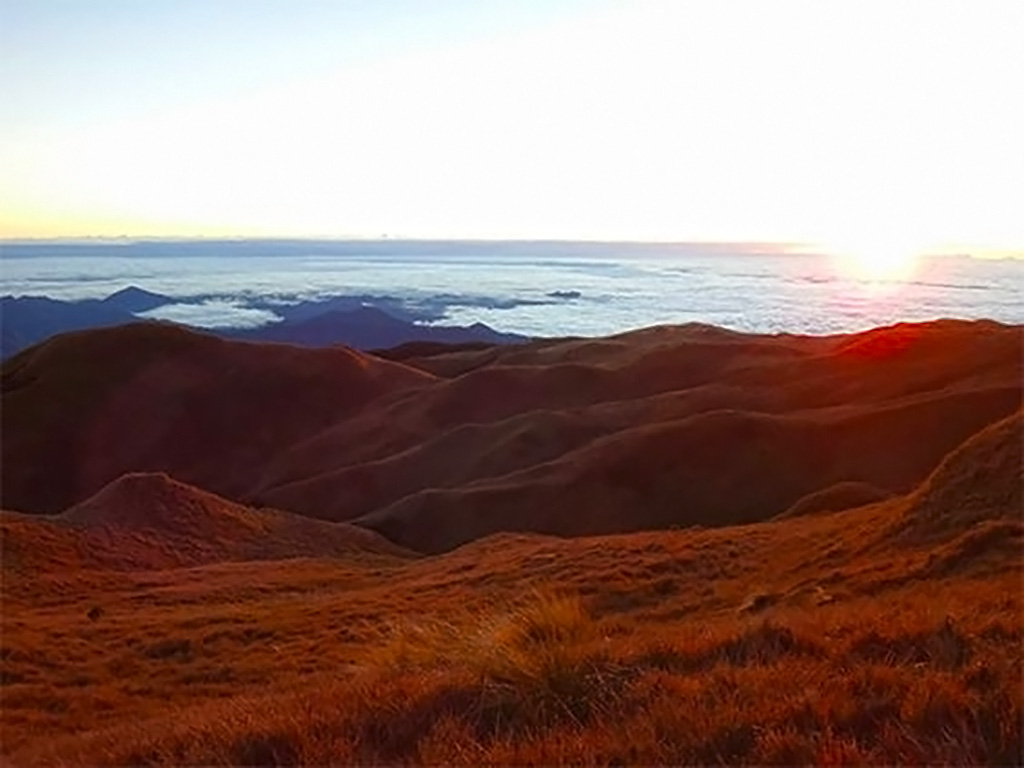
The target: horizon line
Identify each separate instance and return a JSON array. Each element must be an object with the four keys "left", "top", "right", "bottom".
[
  {"left": 1, "top": 235, "right": 809, "bottom": 245},
  {"left": 3, "top": 236, "right": 1021, "bottom": 259}
]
